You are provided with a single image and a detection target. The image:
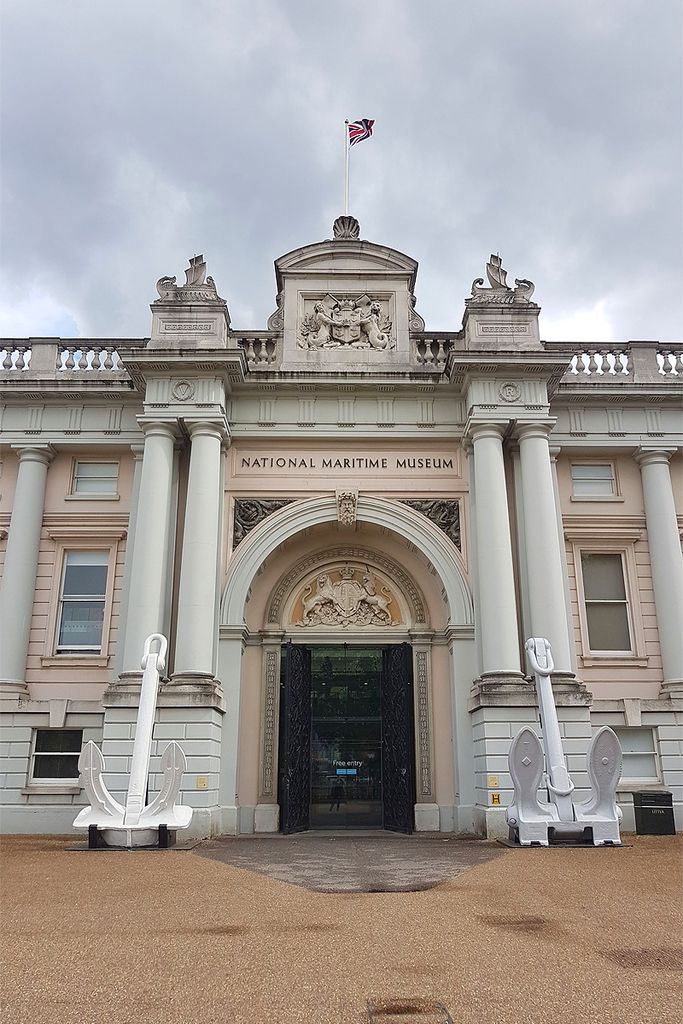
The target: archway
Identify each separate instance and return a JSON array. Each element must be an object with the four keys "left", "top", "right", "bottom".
[{"left": 216, "top": 495, "right": 475, "bottom": 836}]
